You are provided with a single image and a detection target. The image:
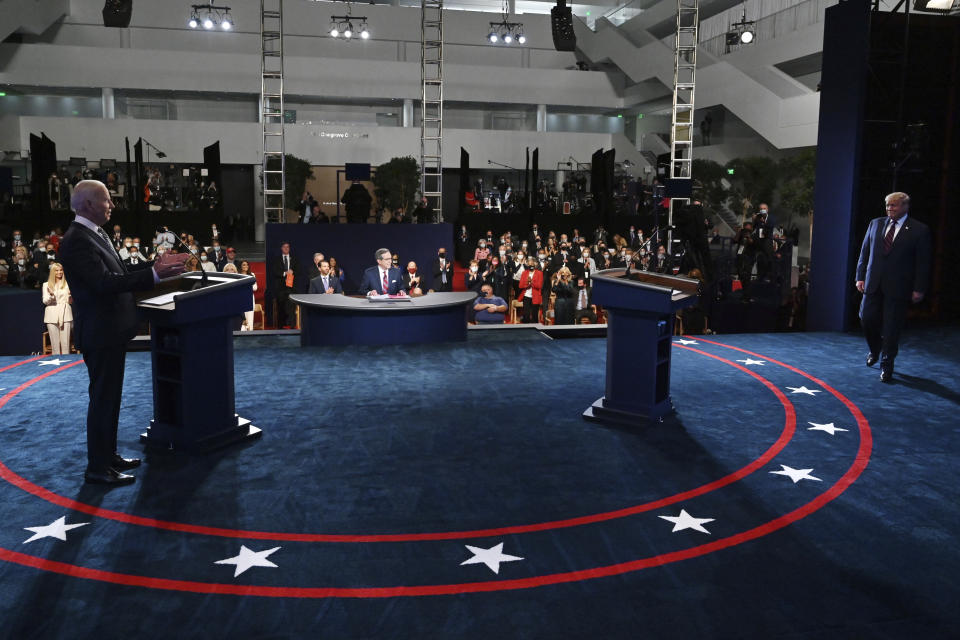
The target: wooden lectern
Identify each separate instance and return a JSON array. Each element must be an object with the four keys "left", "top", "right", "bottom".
[
  {"left": 583, "top": 268, "right": 700, "bottom": 426},
  {"left": 137, "top": 271, "right": 262, "bottom": 451}
]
